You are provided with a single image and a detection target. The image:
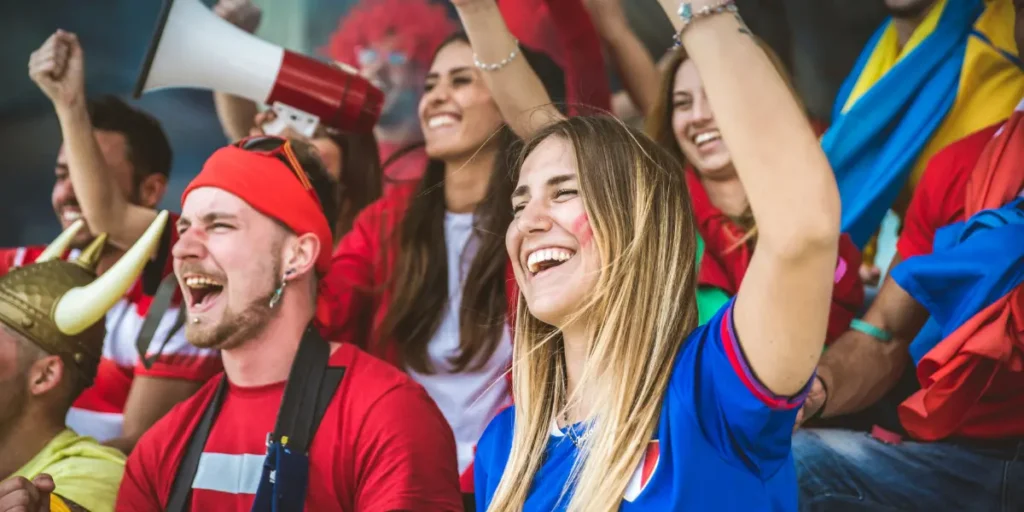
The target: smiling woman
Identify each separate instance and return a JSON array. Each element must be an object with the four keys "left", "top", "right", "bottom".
[
  {"left": 508, "top": 141, "right": 602, "bottom": 325},
  {"left": 470, "top": 0, "right": 843, "bottom": 509},
  {"left": 324, "top": 31, "right": 567, "bottom": 491}
]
